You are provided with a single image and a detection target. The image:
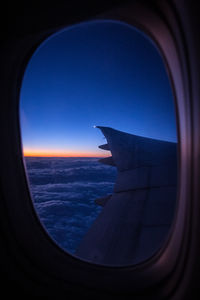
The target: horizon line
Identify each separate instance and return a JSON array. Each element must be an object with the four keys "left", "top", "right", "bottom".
[
  {"left": 24, "top": 154, "right": 106, "bottom": 158},
  {"left": 23, "top": 151, "right": 108, "bottom": 158}
]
